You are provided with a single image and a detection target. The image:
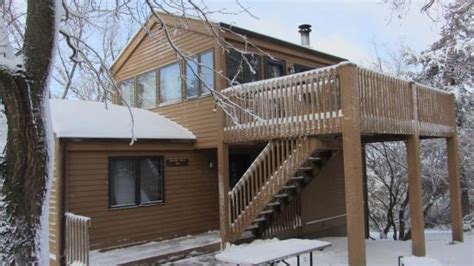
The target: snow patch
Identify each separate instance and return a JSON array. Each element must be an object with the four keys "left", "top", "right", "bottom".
[{"left": 50, "top": 99, "right": 195, "bottom": 140}]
